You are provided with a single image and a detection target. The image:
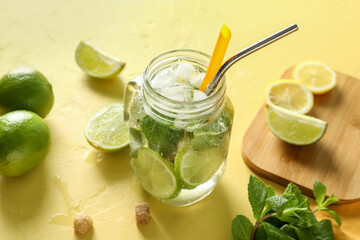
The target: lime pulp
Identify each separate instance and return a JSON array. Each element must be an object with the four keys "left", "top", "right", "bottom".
[
  {"left": 132, "top": 147, "right": 179, "bottom": 200},
  {"left": 84, "top": 103, "right": 130, "bottom": 152}
]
